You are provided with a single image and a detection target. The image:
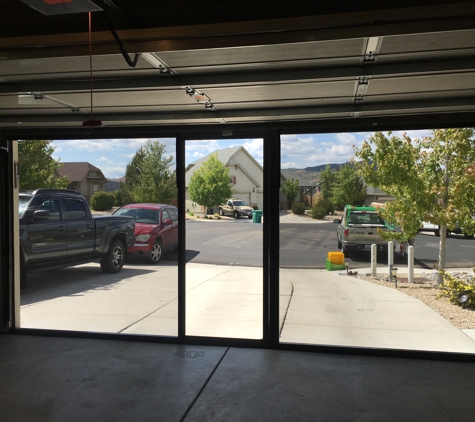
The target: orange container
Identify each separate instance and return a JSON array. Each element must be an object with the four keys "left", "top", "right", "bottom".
[{"left": 327, "top": 251, "right": 344, "bottom": 265}]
